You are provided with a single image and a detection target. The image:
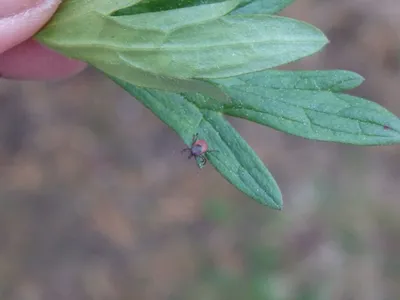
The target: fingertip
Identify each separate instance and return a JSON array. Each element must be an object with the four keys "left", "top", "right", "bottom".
[
  {"left": 0, "top": 39, "right": 87, "bottom": 80},
  {"left": 0, "top": 0, "right": 62, "bottom": 54}
]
